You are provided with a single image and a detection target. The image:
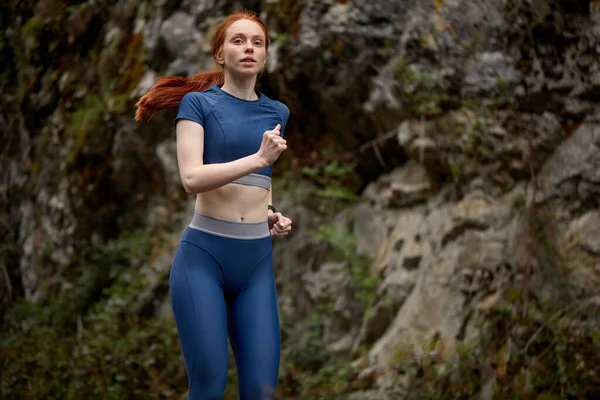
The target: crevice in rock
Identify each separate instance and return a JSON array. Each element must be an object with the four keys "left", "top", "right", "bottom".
[{"left": 441, "top": 220, "right": 490, "bottom": 247}]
